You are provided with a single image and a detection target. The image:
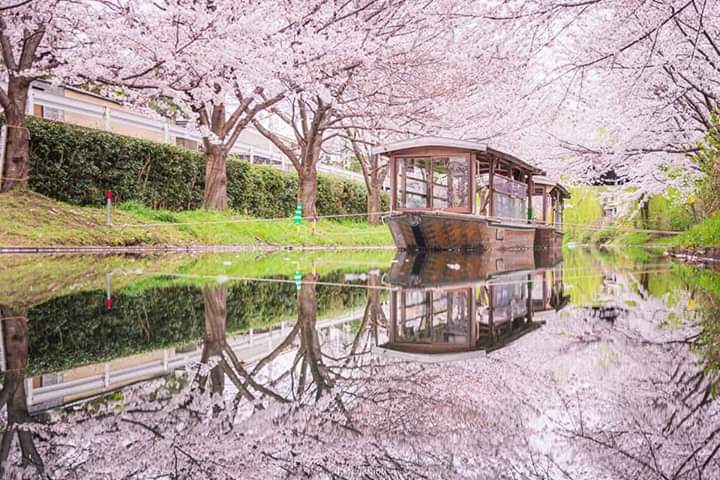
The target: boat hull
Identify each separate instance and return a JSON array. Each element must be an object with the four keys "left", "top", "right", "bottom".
[
  {"left": 387, "top": 211, "right": 535, "bottom": 252},
  {"left": 534, "top": 226, "right": 563, "bottom": 249},
  {"left": 388, "top": 250, "right": 536, "bottom": 288}
]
